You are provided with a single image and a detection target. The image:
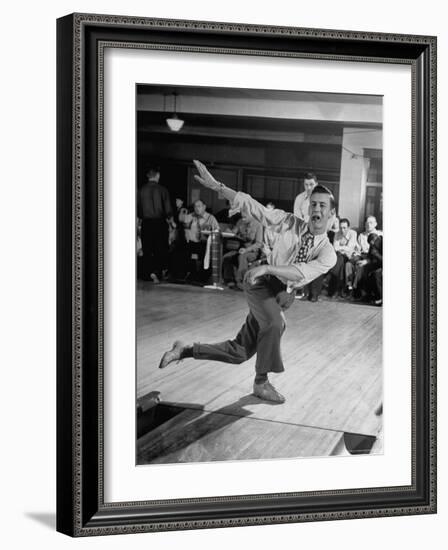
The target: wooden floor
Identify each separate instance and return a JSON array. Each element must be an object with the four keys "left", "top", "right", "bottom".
[{"left": 137, "top": 282, "right": 383, "bottom": 464}]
